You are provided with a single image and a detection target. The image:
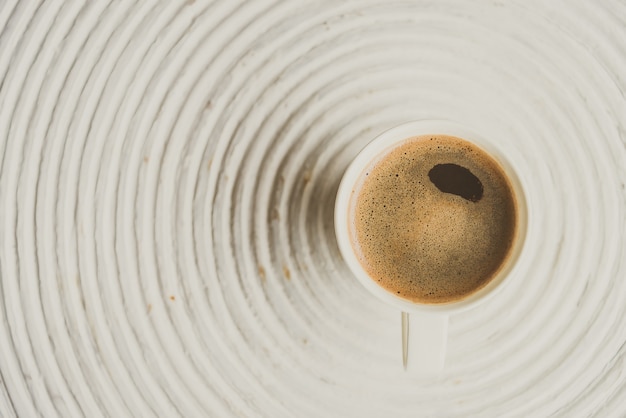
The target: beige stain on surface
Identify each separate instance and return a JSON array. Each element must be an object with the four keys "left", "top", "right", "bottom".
[{"left": 303, "top": 170, "right": 312, "bottom": 186}]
